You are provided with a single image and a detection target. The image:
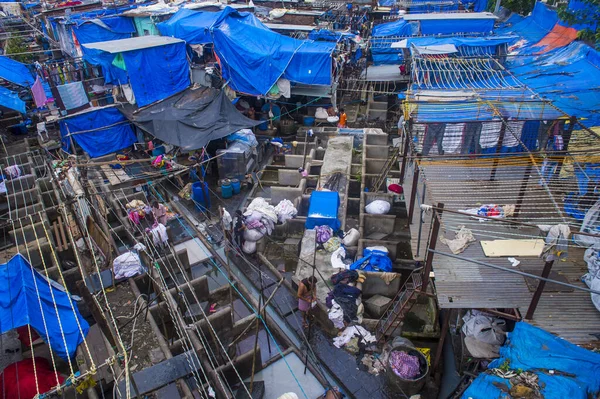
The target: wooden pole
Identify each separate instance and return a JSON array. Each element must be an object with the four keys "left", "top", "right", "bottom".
[
  {"left": 525, "top": 259, "right": 555, "bottom": 320},
  {"left": 490, "top": 121, "right": 507, "bottom": 182},
  {"left": 219, "top": 206, "right": 235, "bottom": 325},
  {"left": 514, "top": 162, "right": 532, "bottom": 219},
  {"left": 399, "top": 127, "right": 410, "bottom": 184}
]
